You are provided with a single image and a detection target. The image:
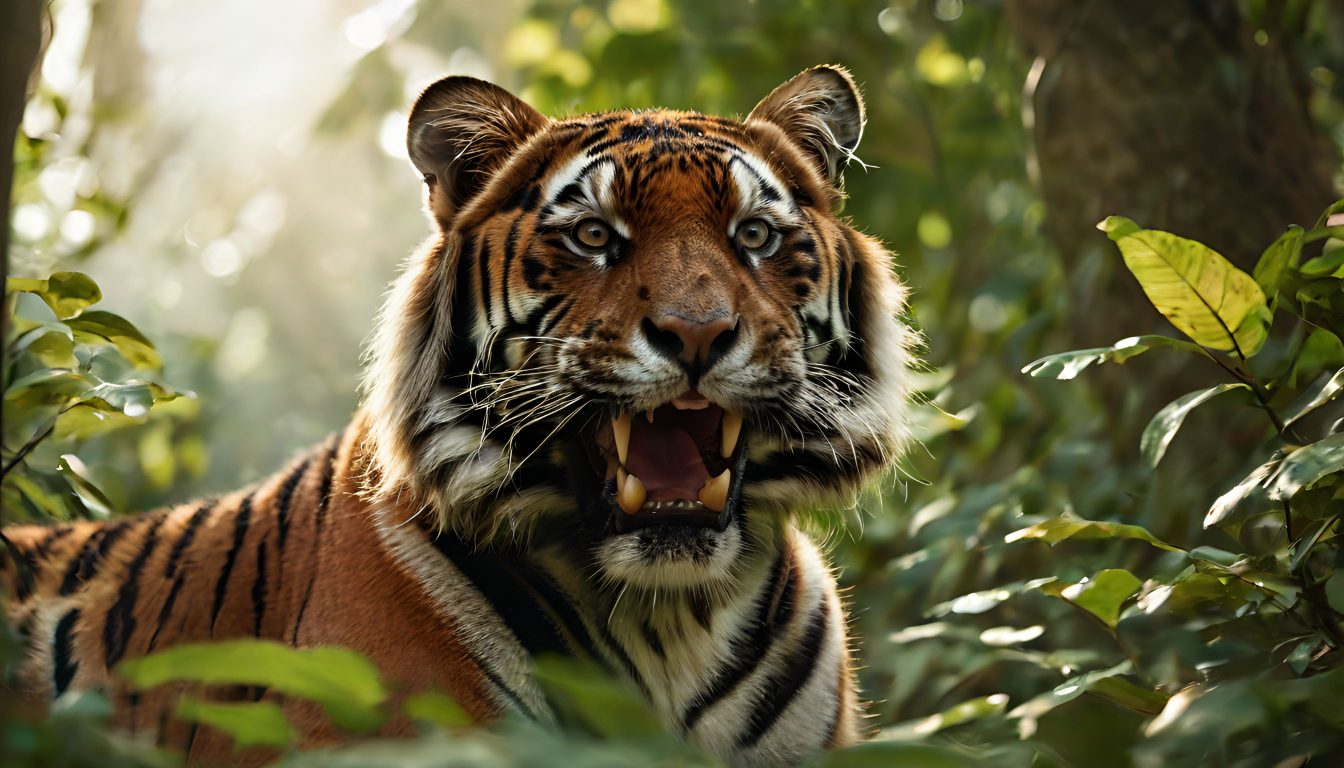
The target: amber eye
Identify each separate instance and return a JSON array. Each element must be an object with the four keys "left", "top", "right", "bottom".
[
  {"left": 574, "top": 218, "right": 611, "bottom": 250},
  {"left": 737, "top": 219, "right": 770, "bottom": 249}
]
